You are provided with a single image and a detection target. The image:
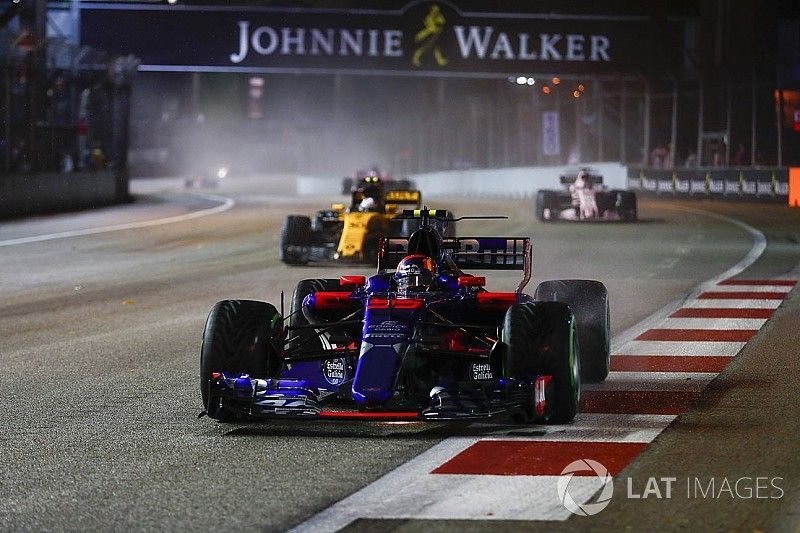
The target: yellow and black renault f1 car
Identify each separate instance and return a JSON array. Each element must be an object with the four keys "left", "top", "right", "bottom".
[{"left": 280, "top": 178, "right": 424, "bottom": 264}]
